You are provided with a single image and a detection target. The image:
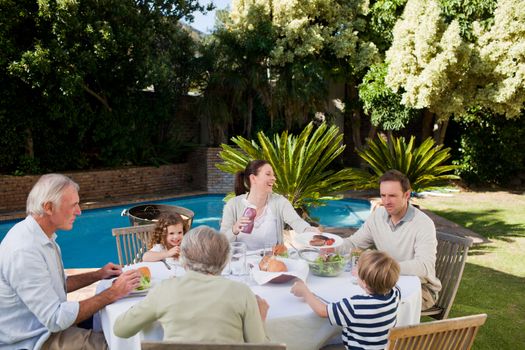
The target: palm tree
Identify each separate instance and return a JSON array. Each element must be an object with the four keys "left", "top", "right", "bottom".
[{"left": 217, "top": 122, "right": 363, "bottom": 217}]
